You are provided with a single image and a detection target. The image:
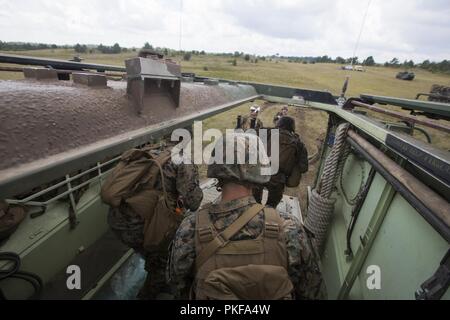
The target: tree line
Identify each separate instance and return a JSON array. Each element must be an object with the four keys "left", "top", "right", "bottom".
[{"left": 1, "top": 40, "right": 449, "bottom": 74}]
